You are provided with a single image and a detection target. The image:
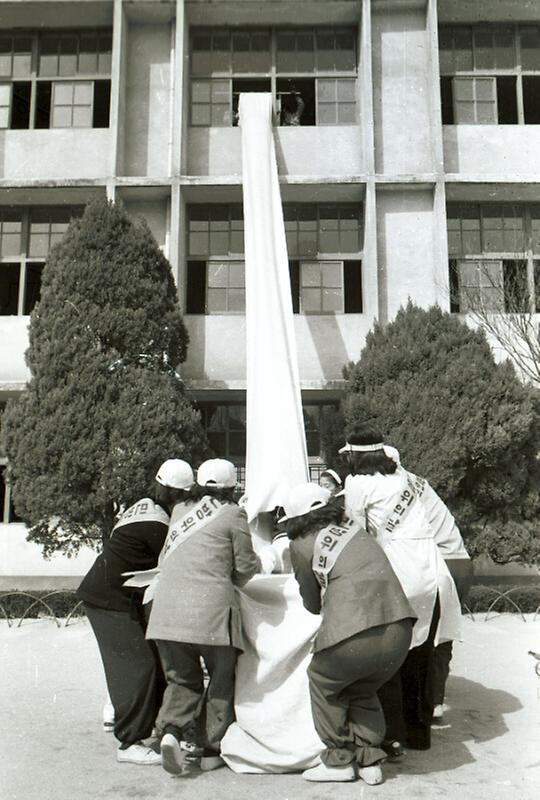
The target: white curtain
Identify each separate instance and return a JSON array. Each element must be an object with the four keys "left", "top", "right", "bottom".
[{"left": 239, "top": 93, "right": 308, "bottom": 522}]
